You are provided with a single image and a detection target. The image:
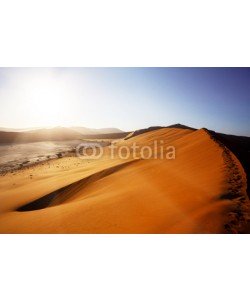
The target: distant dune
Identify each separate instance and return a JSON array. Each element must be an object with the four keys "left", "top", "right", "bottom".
[
  {"left": 125, "top": 123, "right": 196, "bottom": 140},
  {"left": 0, "top": 126, "right": 128, "bottom": 143},
  {"left": 71, "top": 126, "right": 124, "bottom": 135},
  {"left": 0, "top": 125, "right": 249, "bottom": 233},
  {"left": 80, "top": 132, "right": 130, "bottom": 140}
]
